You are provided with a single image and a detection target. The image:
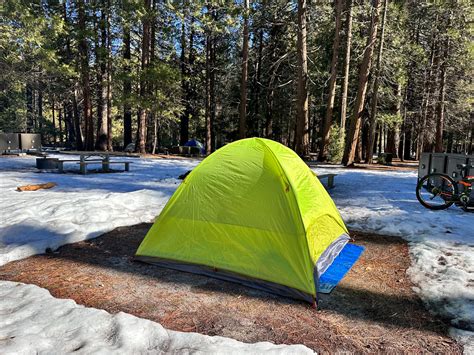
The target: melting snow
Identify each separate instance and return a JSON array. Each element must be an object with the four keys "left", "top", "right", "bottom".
[
  {"left": 0, "top": 155, "right": 473, "bottom": 351},
  {"left": 0, "top": 280, "right": 313, "bottom": 354},
  {"left": 312, "top": 165, "right": 474, "bottom": 351}
]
